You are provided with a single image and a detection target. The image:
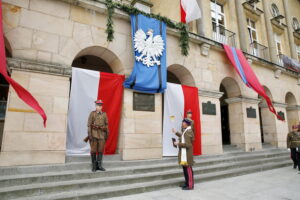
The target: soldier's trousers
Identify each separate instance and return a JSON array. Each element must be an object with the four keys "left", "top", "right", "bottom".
[
  {"left": 90, "top": 138, "right": 105, "bottom": 153},
  {"left": 182, "top": 166, "right": 194, "bottom": 189},
  {"left": 291, "top": 148, "right": 297, "bottom": 165},
  {"left": 296, "top": 150, "right": 300, "bottom": 170}
]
